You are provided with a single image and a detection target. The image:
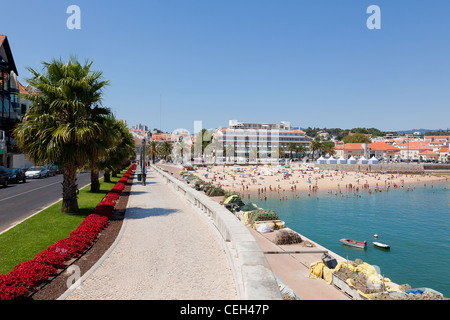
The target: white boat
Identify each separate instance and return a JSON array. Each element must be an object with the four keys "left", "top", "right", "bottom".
[{"left": 373, "top": 241, "right": 390, "bottom": 249}]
